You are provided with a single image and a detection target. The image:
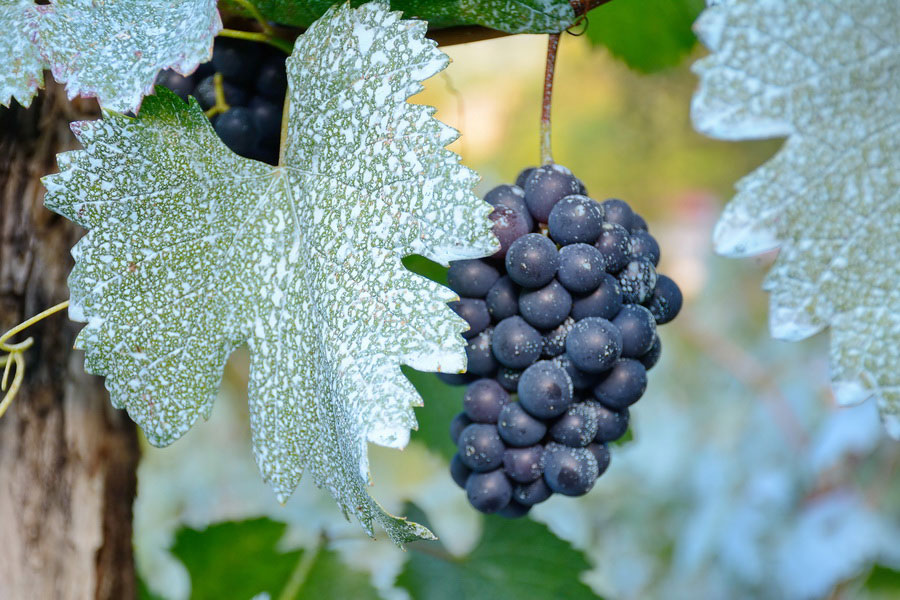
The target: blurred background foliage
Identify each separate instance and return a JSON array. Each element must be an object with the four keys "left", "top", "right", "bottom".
[{"left": 135, "top": 3, "right": 900, "bottom": 599}]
